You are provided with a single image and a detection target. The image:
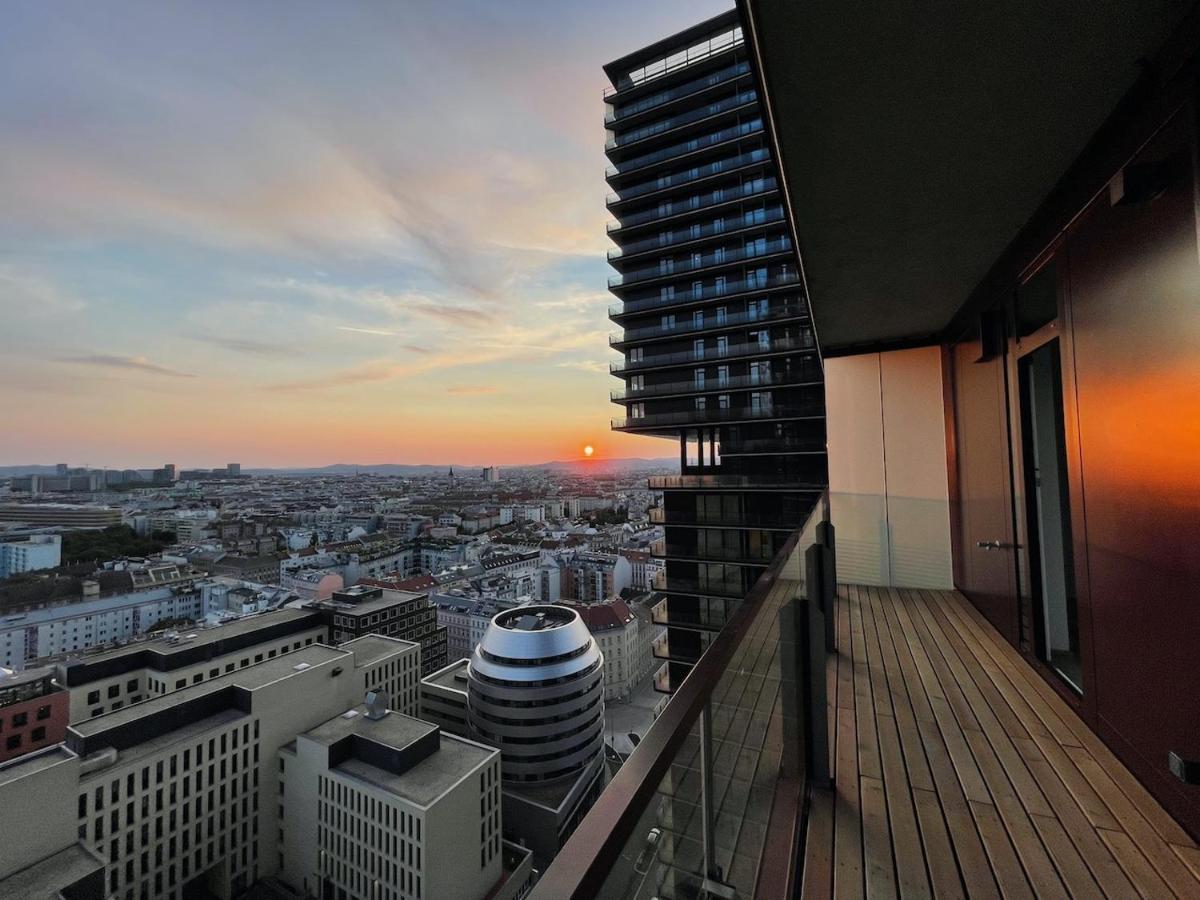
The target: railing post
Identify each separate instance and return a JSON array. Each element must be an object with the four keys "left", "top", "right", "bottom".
[
  {"left": 805, "top": 543, "right": 831, "bottom": 787},
  {"left": 699, "top": 699, "right": 720, "bottom": 882},
  {"left": 815, "top": 520, "right": 837, "bottom": 652}
]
